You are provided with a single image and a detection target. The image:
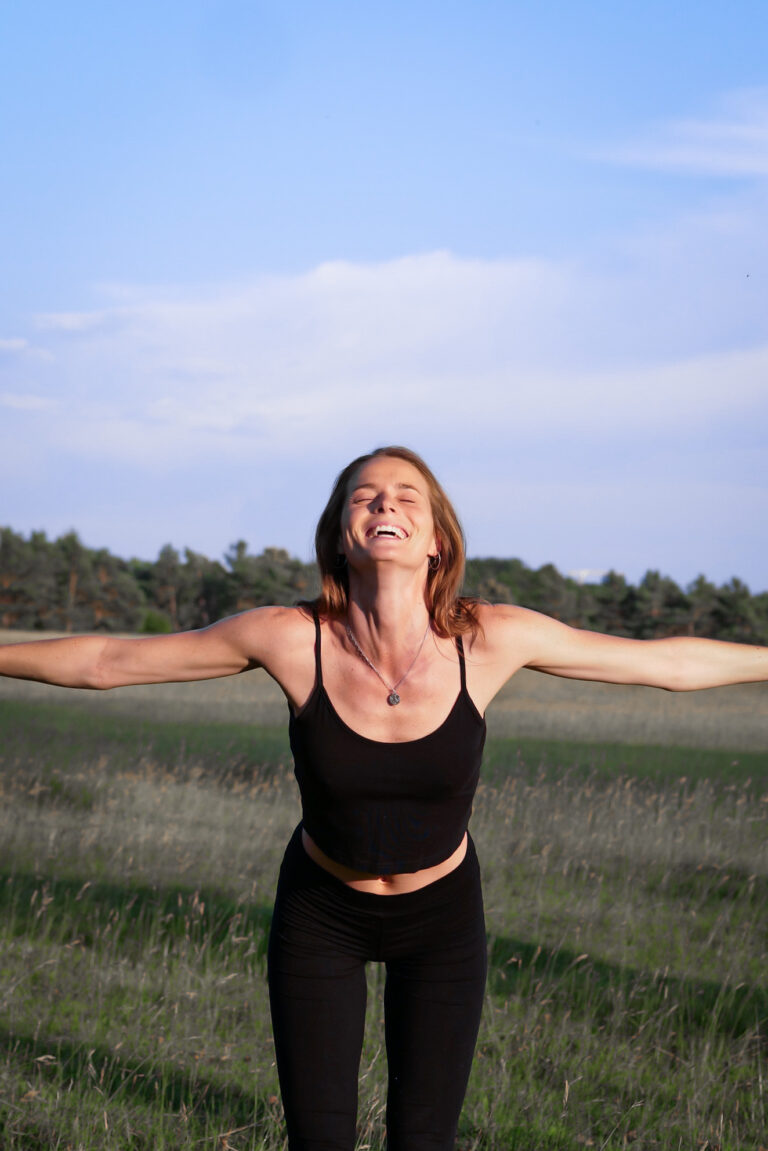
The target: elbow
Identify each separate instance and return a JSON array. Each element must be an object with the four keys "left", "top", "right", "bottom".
[
  {"left": 659, "top": 667, "right": 689, "bottom": 692},
  {"left": 653, "top": 641, "right": 704, "bottom": 692},
  {"left": 92, "top": 666, "right": 123, "bottom": 691},
  {"left": 658, "top": 659, "right": 705, "bottom": 692},
  {"left": 88, "top": 643, "right": 117, "bottom": 690},
  {"left": 78, "top": 669, "right": 111, "bottom": 690},
  {"left": 89, "top": 675, "right": 114, "bottom": 691},
  {"left": 663, "top": 672, "right": 690, "bottom": 690}
]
